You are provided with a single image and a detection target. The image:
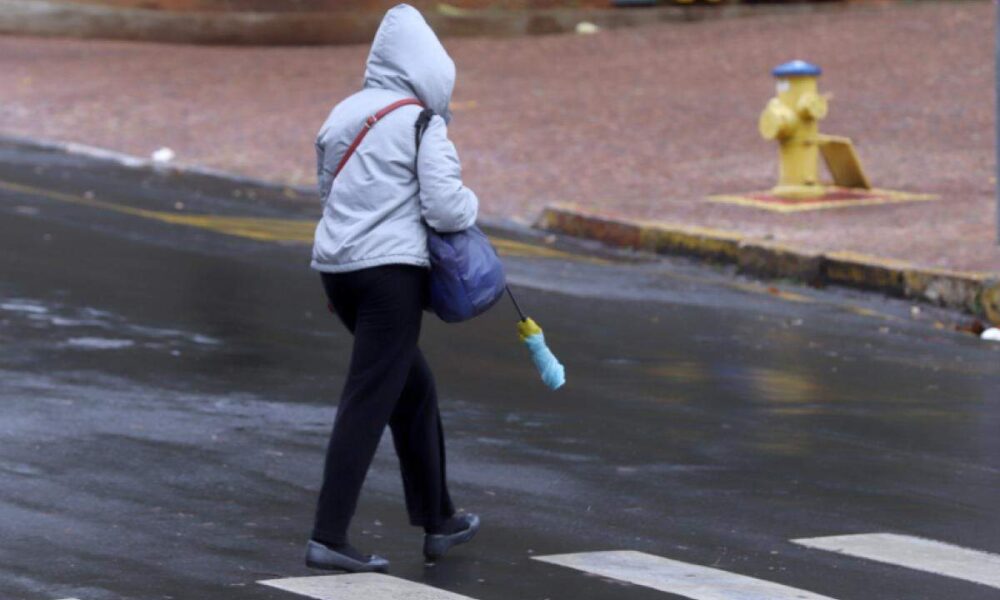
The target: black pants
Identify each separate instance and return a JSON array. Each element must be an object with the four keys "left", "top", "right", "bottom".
[{"left": 312, "top": 265, "right": 455, "bottom": 545}]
